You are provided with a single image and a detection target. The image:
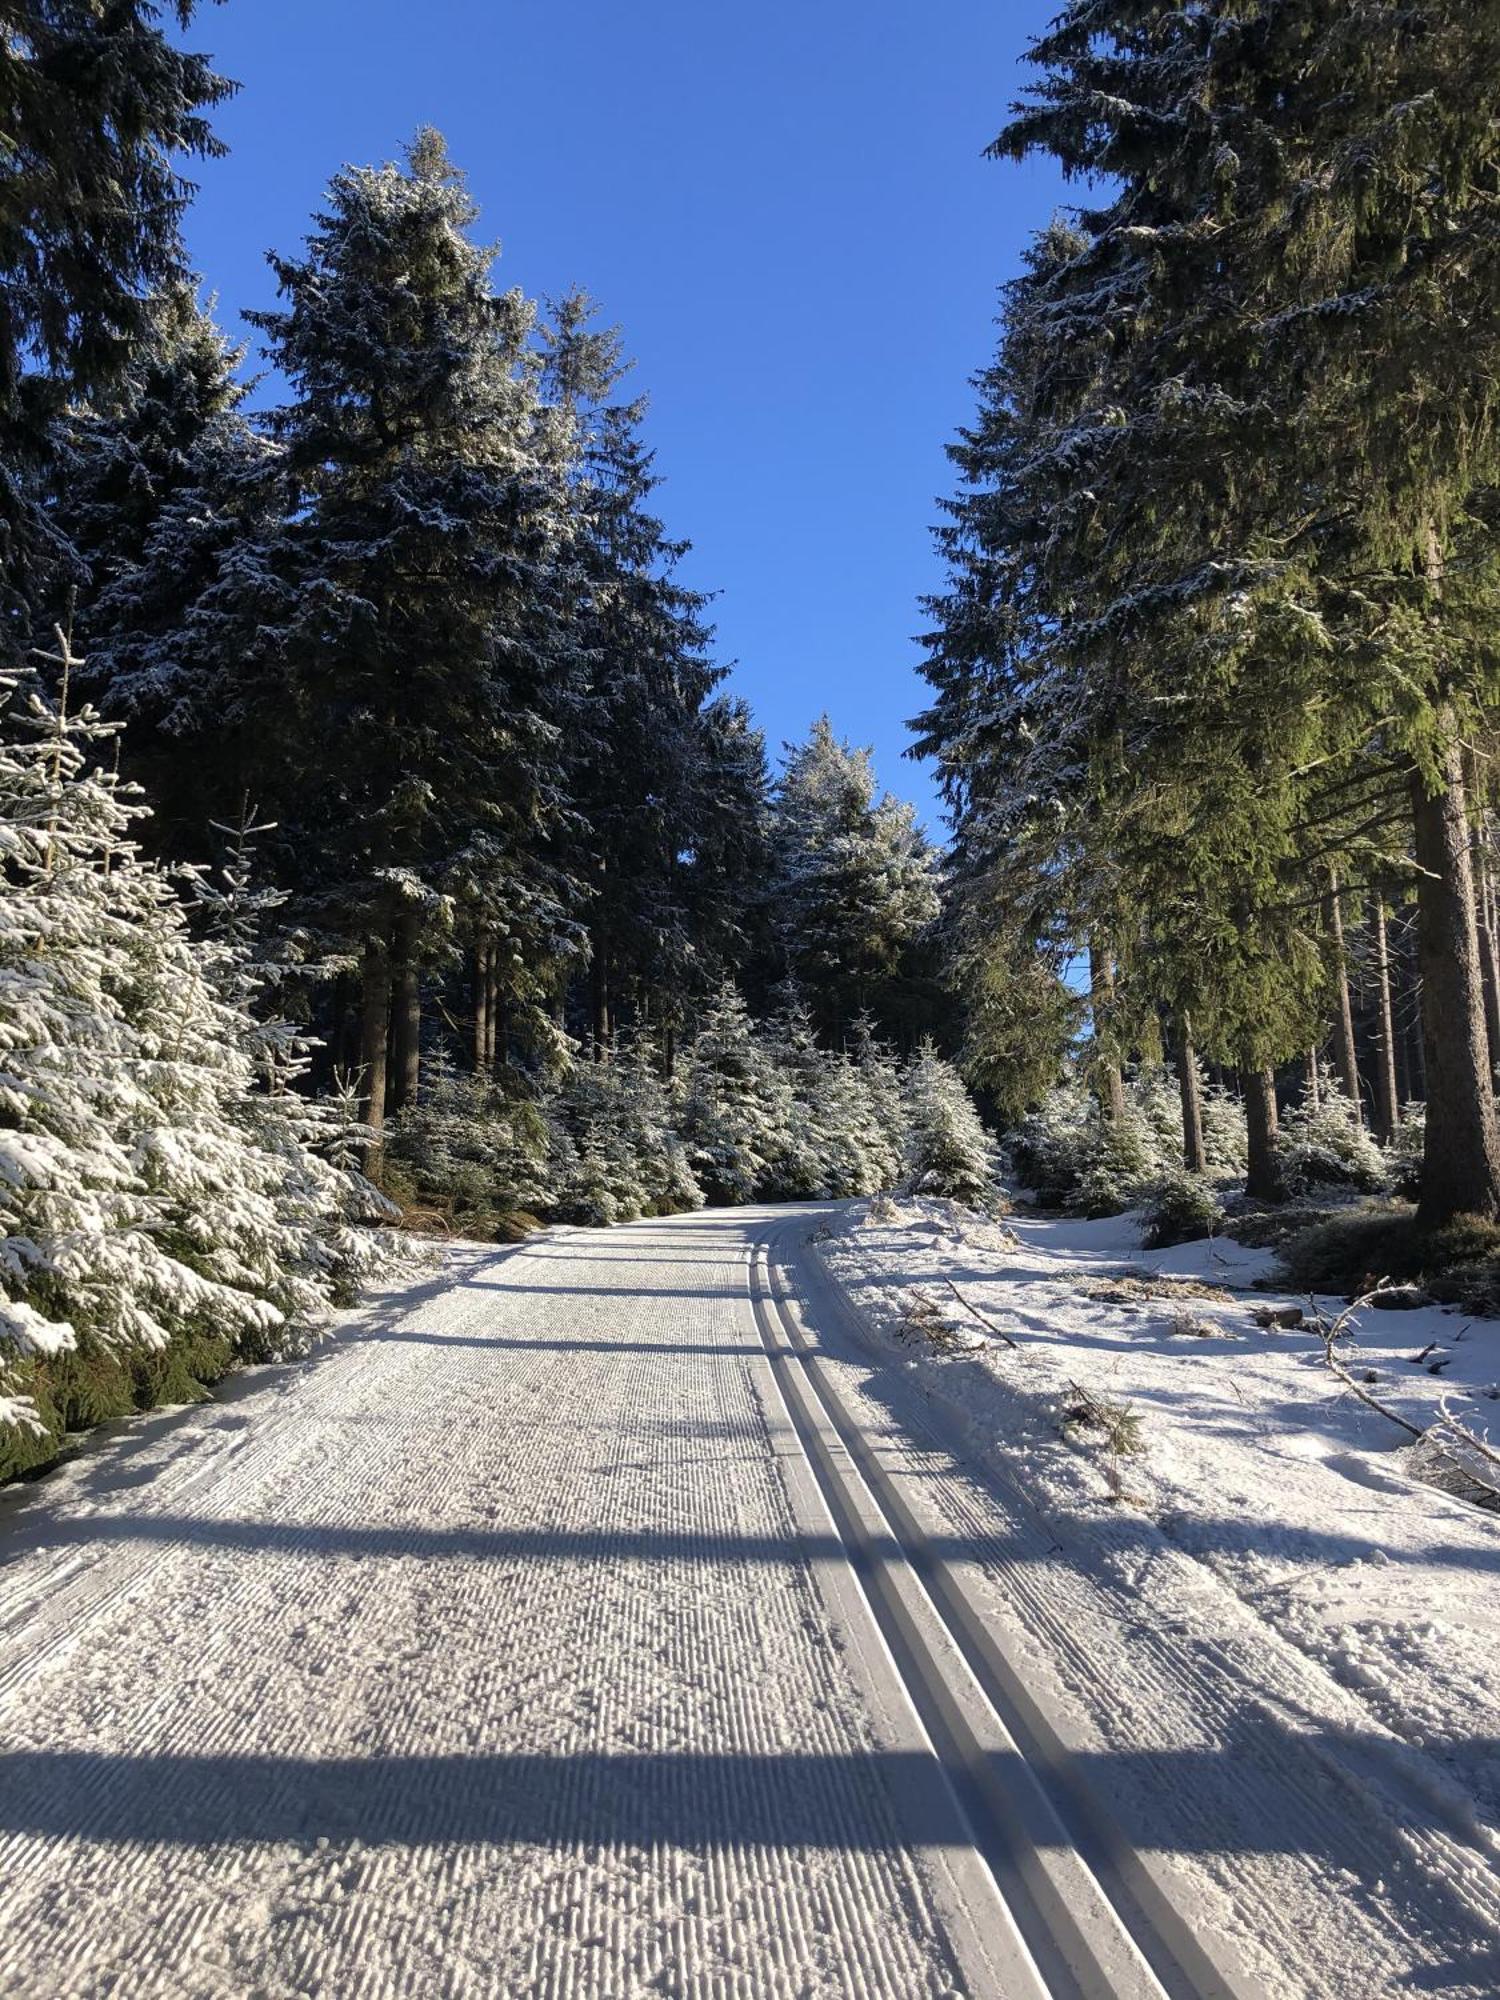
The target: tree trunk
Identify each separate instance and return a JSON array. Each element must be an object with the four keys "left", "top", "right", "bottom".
[
  {"left": 390, "top": 911, "right": 421, "bottom": 1115},
  {"left": 1243, "top": 1061, "right": 1283, "bottom": 1202},
  {"left": 1088, "top": 939, "right": 1127, "bottom": 1123},
  {"left": 1305, "top": 1047, "right": 1321, "bottom": 1110},
  {"left": 1371, "top": 896, "right": 1401, "bottom": 1142},
  {"left": 1326, "top": 868, "right": 1362, "bottom": 1117},
  {"left": 358, "top": 940, "right": 393, "bottom": 1176},
  {"left": 1175, "top": 1016, "right": 1207, "bottom": 1174},
  {"left": 590, "top": 942, "right": 611, "bottom": 1060},
  {"left": 1410, "top": 746, "right": 1500, "bottom": 1225},
  {"left": 473, "top": 941, "right": 490, "bottom": 1073},
  {"left": 1475, "top": 840, "right": 1500, "bottom": 1074}
]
